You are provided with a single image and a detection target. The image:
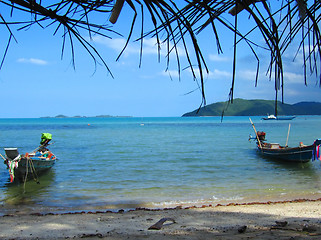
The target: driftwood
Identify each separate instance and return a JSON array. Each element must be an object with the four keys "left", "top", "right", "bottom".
[
  {"left": 148, "top": 218, "right": 176, "bottom": 230},
  {"left": 275, "top": 221, "right": 288, "bottom": 227}
]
